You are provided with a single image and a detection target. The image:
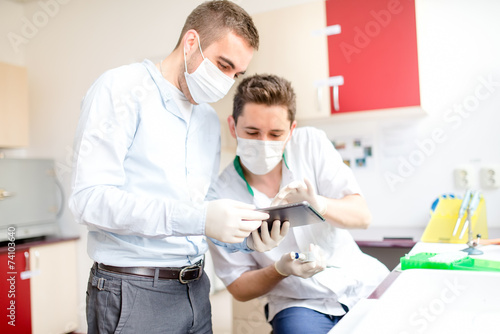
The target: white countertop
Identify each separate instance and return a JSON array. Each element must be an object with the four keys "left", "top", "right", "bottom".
[
  {"left": 349, "top": 226, "right": 425, "bottom": 242},
  {"left": 330, "top": 241, "right": 500, "bottom": 334},
  {"left": 349, "top": 226, "right": 500, "bottom": 242}
]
